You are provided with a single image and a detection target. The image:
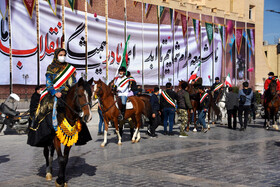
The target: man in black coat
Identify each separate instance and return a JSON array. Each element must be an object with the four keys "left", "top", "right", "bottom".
[
  {"left": 148, "top": 86, "right": 161, "bottom": 137},
  {"left": 225, "top": 87, "right": 239, "bottom": 129}
]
